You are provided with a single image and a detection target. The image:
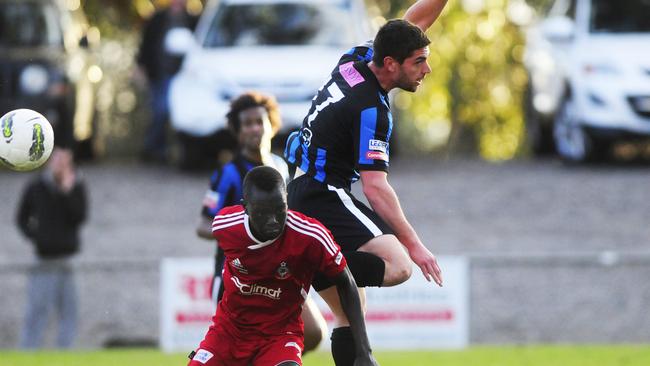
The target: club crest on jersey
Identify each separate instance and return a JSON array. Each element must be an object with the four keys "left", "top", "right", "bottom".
[
  {"left": 368, "top": 139, "right": 388, "bottom": 153},
  {"left": 366, "top": 151, "right": 388, "bottom": 161},
  {"left": 275, "top": 261, "right": 291, "bottom": 280},
  {"left": 231, "top": 258, "right": 248, "bottom": 274}
]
